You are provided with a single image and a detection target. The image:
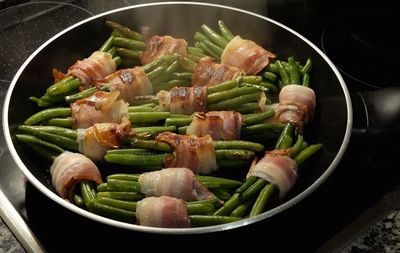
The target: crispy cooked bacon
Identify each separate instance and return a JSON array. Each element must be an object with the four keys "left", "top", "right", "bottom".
[
  {"left": 96, "top": 67, "right": 153, "bottom": 103},
  {"left": 156, "top": 132, "right": 218, "bottom": 175},
  {"left": 71, "top": 91, "right": 129, "bottom": 129},
  {"left": 77, "top": 117, "right": 132, "bottom": 161},
  {"left": 67, "top": 51, "right": 116, "bottom": 90},
  {"left": 186, "top": 111, "right": 244, "bottom": 140},
  {"left": 248, "top": 153, "right": 297, "bottom": 198},
  {"left": 191, "top": 56, "right": 244, "bottom": 87},
  {"left": 136, "top": 196, "right": 190, "bottom": 228},
  {"left": 221, "top": 36, "right": 276, "bottom": 75},
  {"left": 50, "top": 151, "right": 102, "bottom": 202},
  {"left": 139, "top": 167, "right": 215, "bottom": 201},
  {"left": 157, "top": 86, "right": 207, "bottom": 115},
  {"left": 275, "top": 84, "right": 316, "bottom": 130},
  {"left": 140, "top": 35, "right": 188, "bottom": 65}
]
